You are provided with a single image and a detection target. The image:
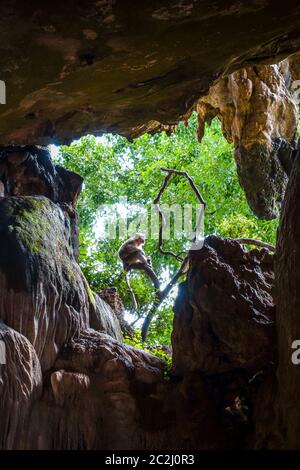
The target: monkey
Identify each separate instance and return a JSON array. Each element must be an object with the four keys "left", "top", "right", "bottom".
[
  {"left": 118, "top": 233, "right": 152, "bottom": 270},
  {"left": 118, "top": 234, "right": 161, "bottom": 310}
]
